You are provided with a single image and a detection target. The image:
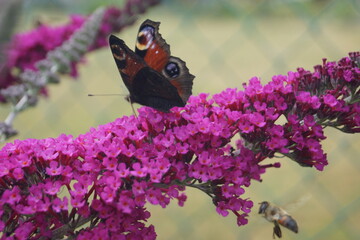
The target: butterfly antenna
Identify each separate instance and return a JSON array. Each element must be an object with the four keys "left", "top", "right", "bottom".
[
  {"left": 88, "top": 93, "right": 125, "bottom": 97},
  {"left": 88, "top": 93, "right": 138, "bottom": 117}
]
